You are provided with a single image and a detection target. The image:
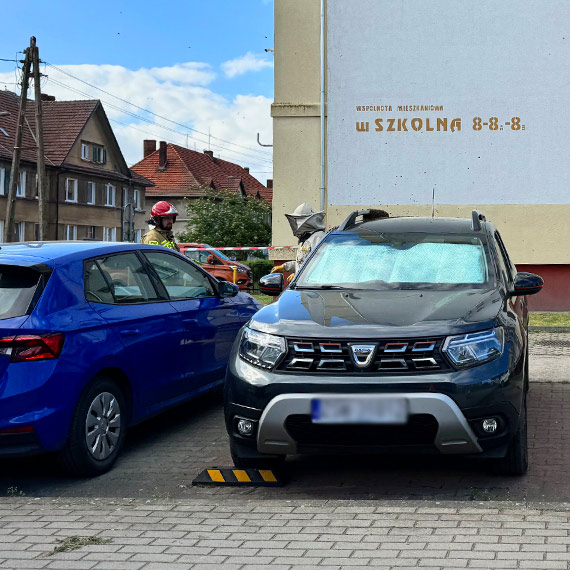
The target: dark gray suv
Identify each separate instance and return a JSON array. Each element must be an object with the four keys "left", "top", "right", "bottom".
[{"left": 224, "top": 211, "right": 543, "bottom": 475}]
